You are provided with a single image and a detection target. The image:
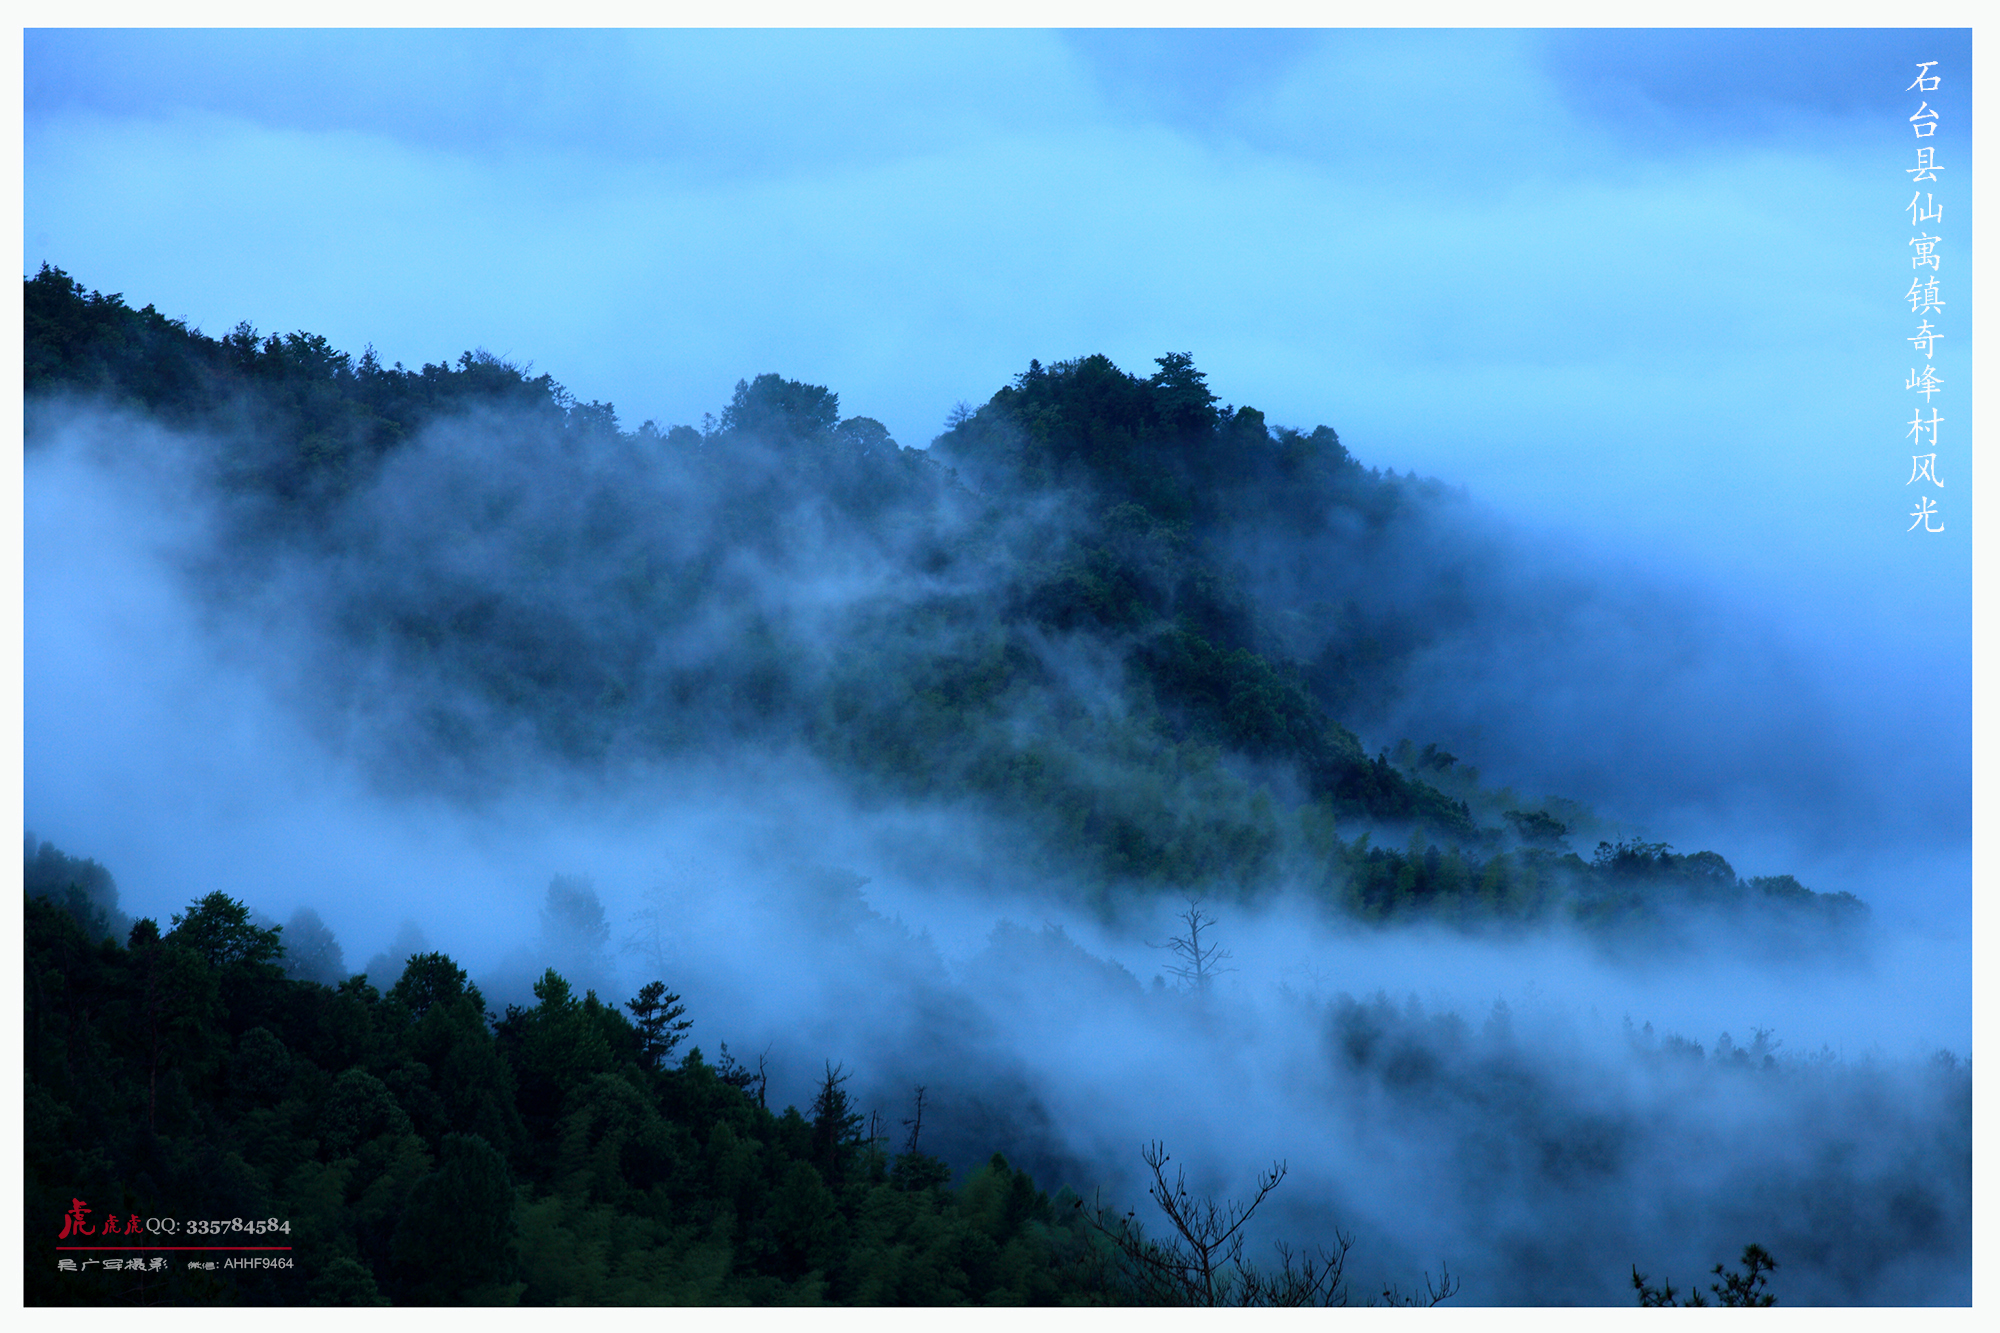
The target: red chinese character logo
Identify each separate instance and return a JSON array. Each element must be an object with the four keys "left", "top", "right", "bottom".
[{"left": 58, "top": 1199, "right": 94, "bottom": 1239}]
